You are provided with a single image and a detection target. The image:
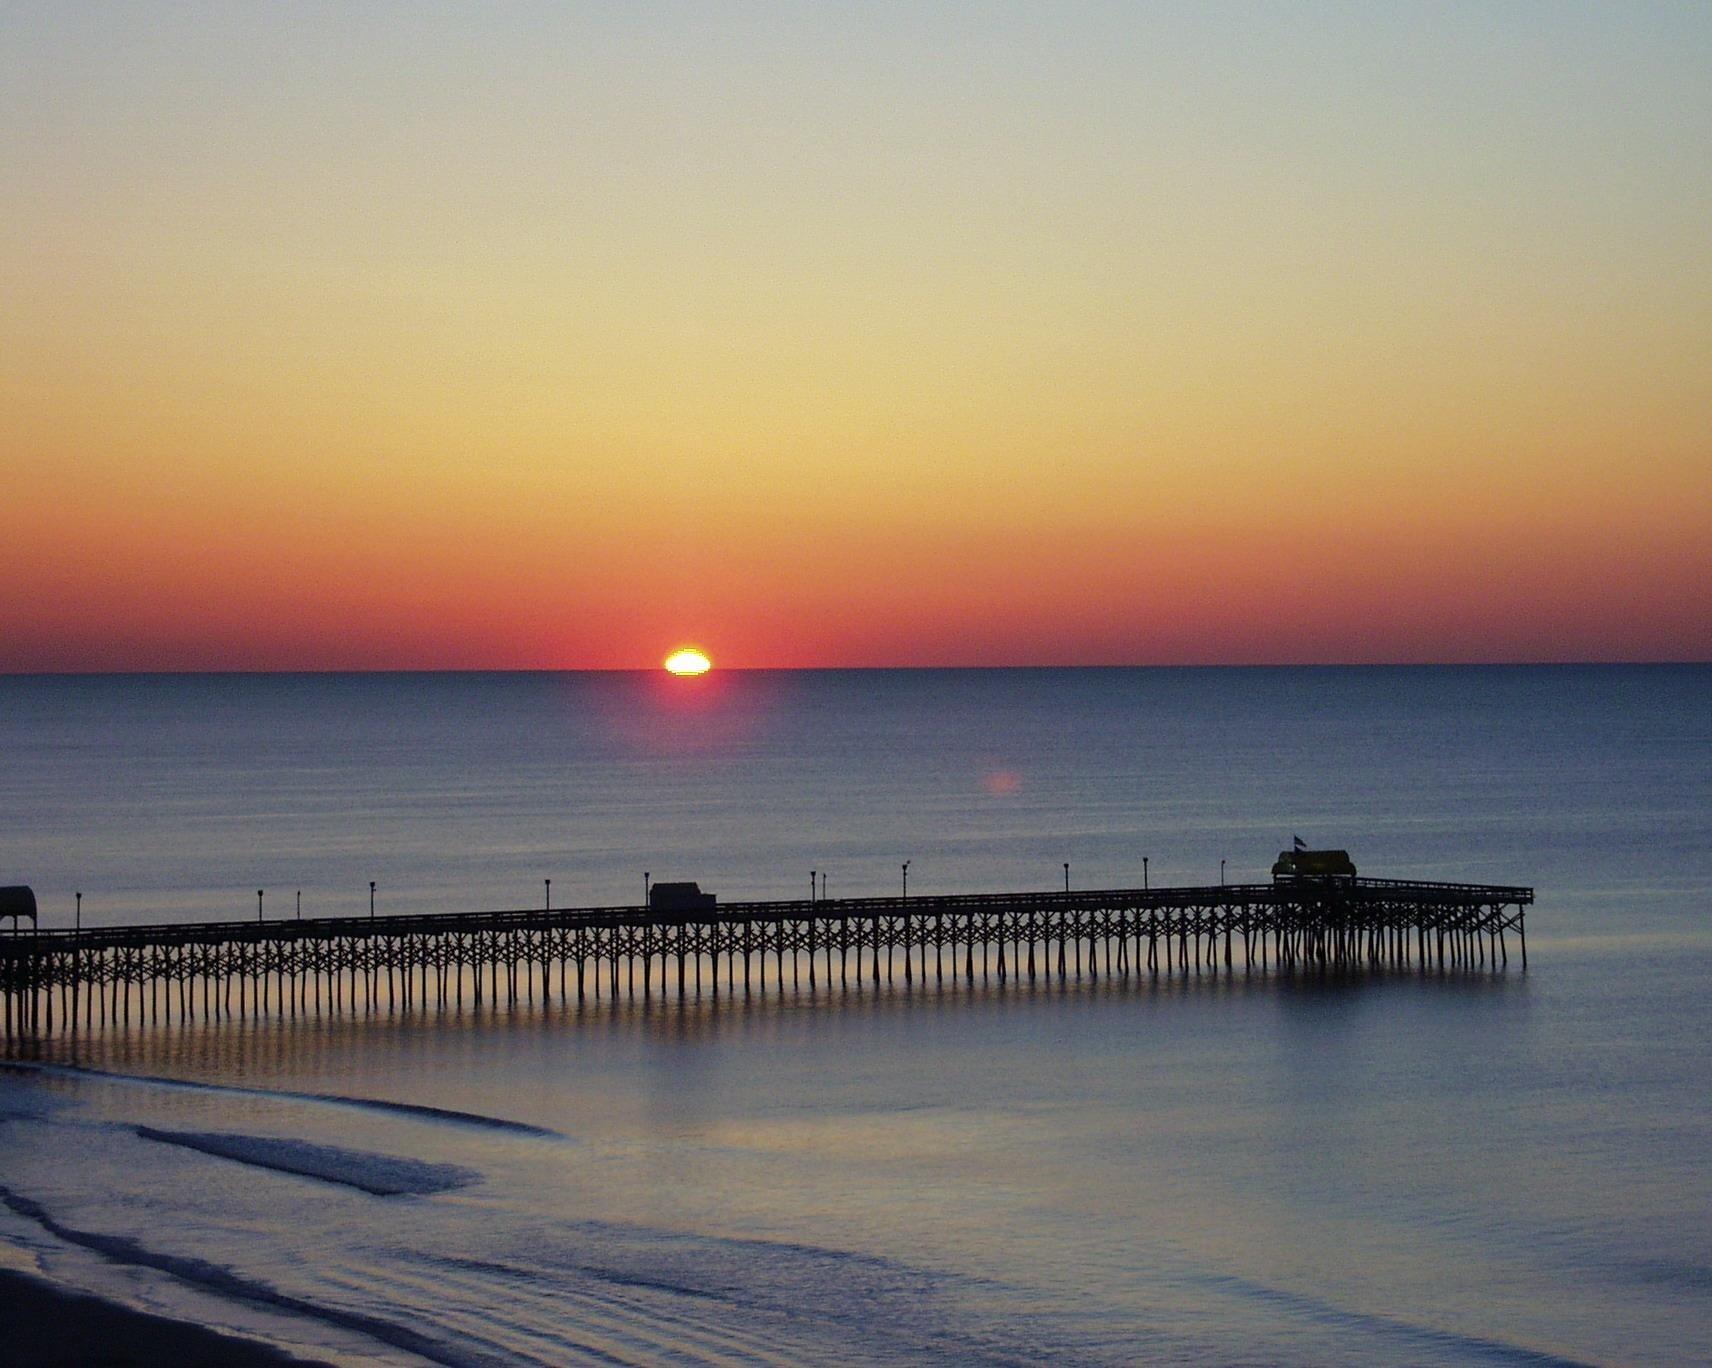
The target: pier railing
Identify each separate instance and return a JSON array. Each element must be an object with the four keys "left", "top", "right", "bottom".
[{"left": 2, "top": 877, "right": 1532, "bottom": 1038}]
